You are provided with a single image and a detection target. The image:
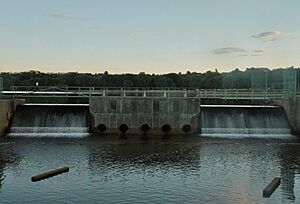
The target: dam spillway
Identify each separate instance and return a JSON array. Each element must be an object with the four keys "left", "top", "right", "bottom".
[
  {"left": 9, "top": 104, "right": 90, "bottom": 137},
  {"left": 5, "top": 99, "right": 295, "bottom": 137},
  {"left": 200, "top": 105, "right": 292, "bottom": 136}
]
